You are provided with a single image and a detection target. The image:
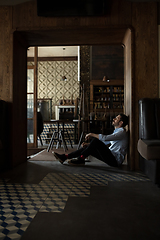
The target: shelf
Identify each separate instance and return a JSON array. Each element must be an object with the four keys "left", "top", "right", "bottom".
[
  {"left": 90, "top": 82, "right": 124, "bottom": 116},
  {"left": 90, "top": 79, "right": 124, "bottom": 85},
  {"left": 94, "top": 108, "right": 123, "bottom": 112},
  {"left": 94, "top": 92, "right": 111, "bottom": 94},
  {"left": 94, "top": 100, "right": 110, "bottom": 103}
]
